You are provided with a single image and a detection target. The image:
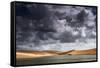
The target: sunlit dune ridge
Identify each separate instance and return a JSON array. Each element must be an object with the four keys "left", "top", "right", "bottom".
[
  {"left": 59, "top": 48, "right": 96, "bottom": 55},
  {"left": 16, "top": 48, "right": 96, "bottom": 59}
]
